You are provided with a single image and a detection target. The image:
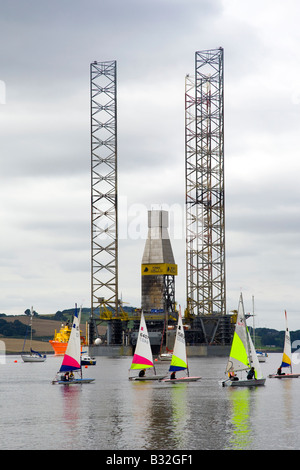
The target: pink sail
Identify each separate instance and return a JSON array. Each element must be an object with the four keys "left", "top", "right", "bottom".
[
  {"left": 59, "top": 306, "right": 81, "bottom": 372},
  {"left": 131, "top": 353, "right": 153, "bottom": 369}
]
